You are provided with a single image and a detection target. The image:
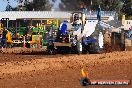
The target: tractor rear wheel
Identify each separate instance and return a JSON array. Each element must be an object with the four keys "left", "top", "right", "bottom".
[{"left": 89, "top": 23, "right": 104, "bottom": 53}]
